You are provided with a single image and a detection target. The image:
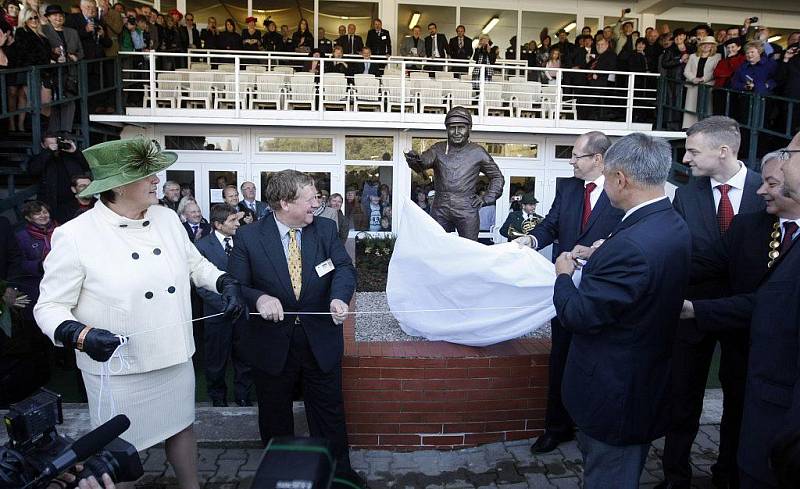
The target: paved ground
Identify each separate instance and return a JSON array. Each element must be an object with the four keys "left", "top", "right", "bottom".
[{"left": 134, "top": 424, "right": 722, "bottom": 488}]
